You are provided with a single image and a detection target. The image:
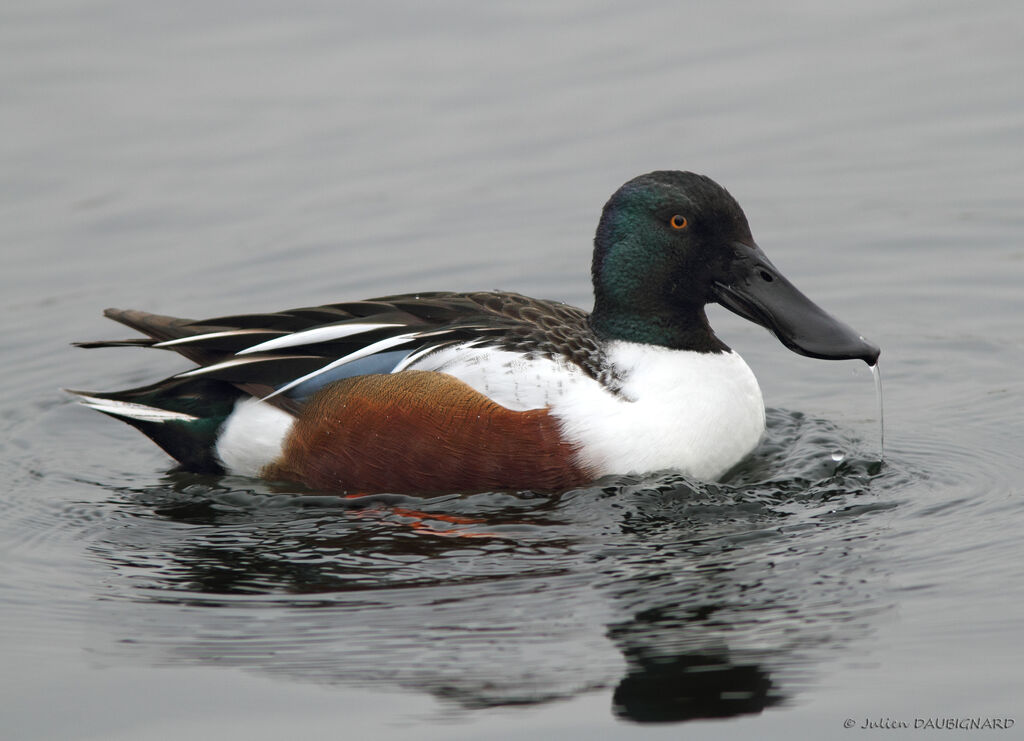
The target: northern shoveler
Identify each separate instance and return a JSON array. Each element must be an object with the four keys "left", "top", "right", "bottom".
[{"left": 71, "top": 171, "right": 879, "bottom": 494}]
